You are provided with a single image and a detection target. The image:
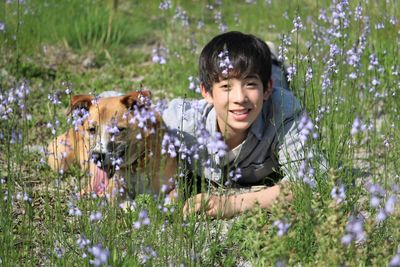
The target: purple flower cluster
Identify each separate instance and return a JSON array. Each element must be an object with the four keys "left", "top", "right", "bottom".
[
  {"left": 298, "top": 113, "right": 318, "bottom": 143},
  {"left": 128, "top": 97, "right": 158, "bottom": 138},
  {"left": 278, "top": 34, "right": 291, "bottom": 63},
  {"left": 298, "top": 160, "right": 316, "bottom": 188},
  {"left": 218, "top": 48, "right": 233, "bottom": 78},
  {"left": 365, "top": 180, "right": 398, "bottom": 223},
  {"left": 89, "top": 211, "right": 102, "bottom": 222},
  {"left": 390, "top": 247, "right": 400, "bottom": 267},
  {"left": 161, "top": 133, "right": 180, "bottom": 158},
  {"left": 77, "top": 235, "right": 91, "bottom": 249},
  {"left": 330, "top": 183, "right": 346, "bottom": 204},
  {"left": 214, "top": 10, "right": 228, "bottom": 33},
  {"left": 273, "top": 219, "right": 291, "bottom": 237},
  {"left": 286, "top": 63, "right": 297, "bottom": 82},
  {"left": 188, "top": 76, "right": 201, "bottom": 93},
  {"left": 341, "top": 214, "right": 365, "bottom": 245},
  {"left": 152, "top": 46, "right": 168, "bottom": 65},
  {"left": 350, "top": 117, "right": 367, "bottom": 136},
  {"left": 68, "top": 201, "right": 82, "bottom": 217},
  {"left": 159, "top": 0, "right": 172, "bottom": 10},
  {"left": 54, "top": 244, "right": 65, "bottom": 258},
  {"left": 88, "top": 244, "right": 110, "bottom": 267},
  {"left": 206, "top": 132, "right": 228, "bottom": 158},
  {"left": 133, "top": 209, "right": 151, "bottom": 229},
  {"left": 140, "top": 246, "right": 157, "bottom": 264},
  {"left": 0, "top": 22, "right": 5, "bottom": 32},
  {"left": 0, "top": 82, "right": 30, "bottom": 121},
  {"left": 69, "top": 108, "right": 89, "bottom": 131},
  {"left": 173, "top": 6, "right": 189, "bottom": 27},
  {"left": 291, "top": 15, "right": 304, "bottom": 33}
]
